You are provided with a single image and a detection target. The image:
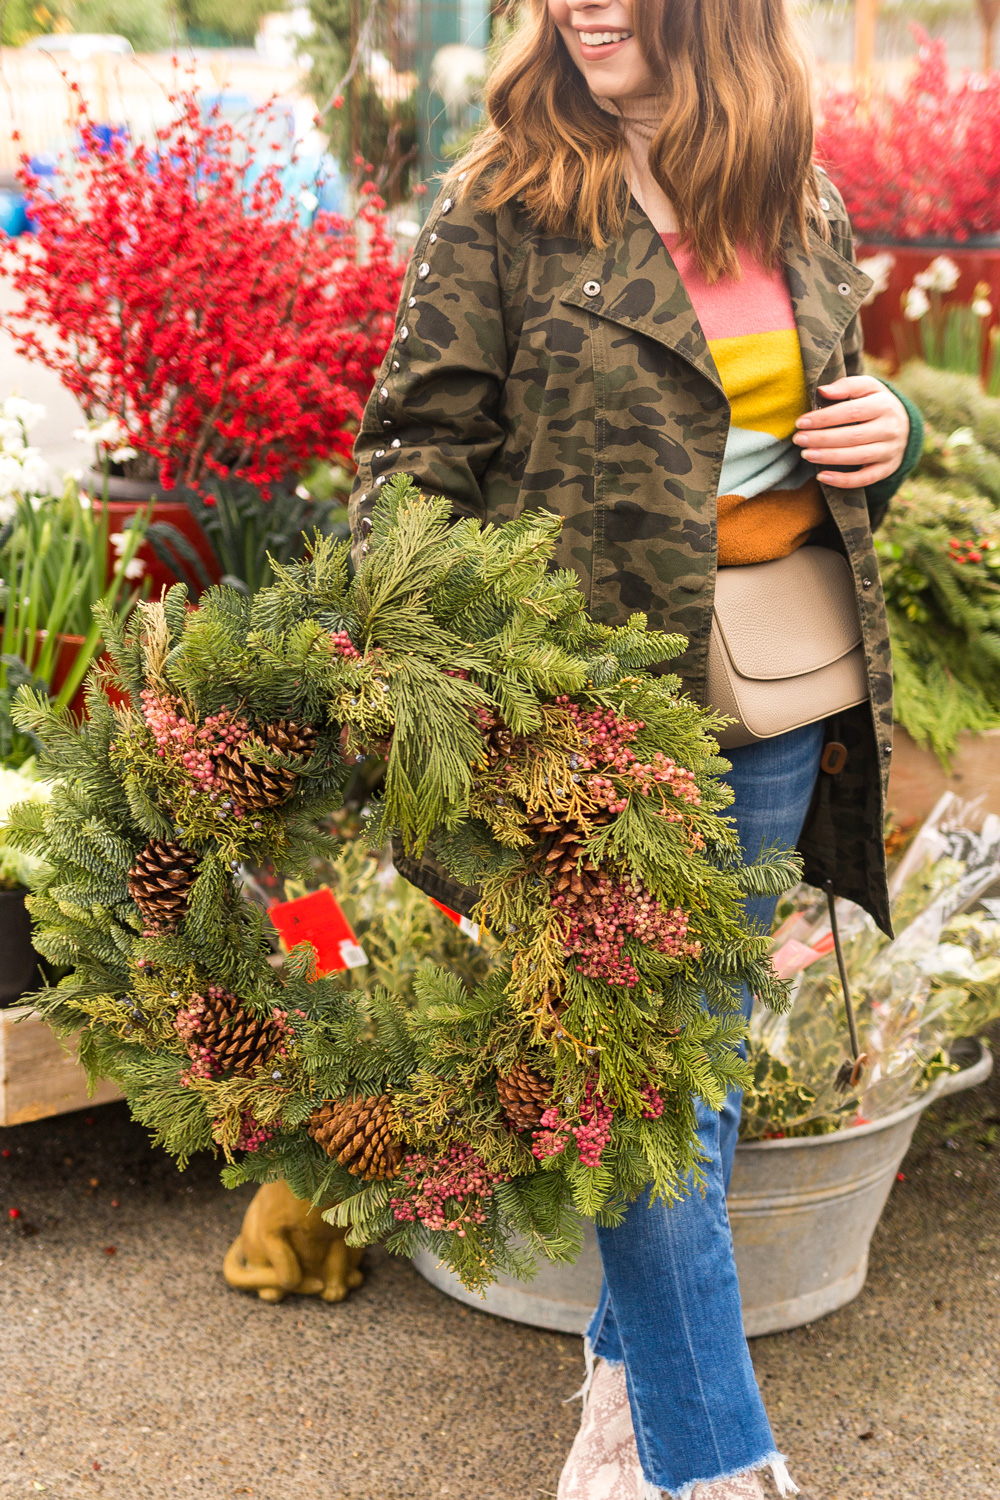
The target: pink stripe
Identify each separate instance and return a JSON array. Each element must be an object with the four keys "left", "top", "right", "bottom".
[{"left": 661, "top": 233, "right": 796, "bottom": 344}]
